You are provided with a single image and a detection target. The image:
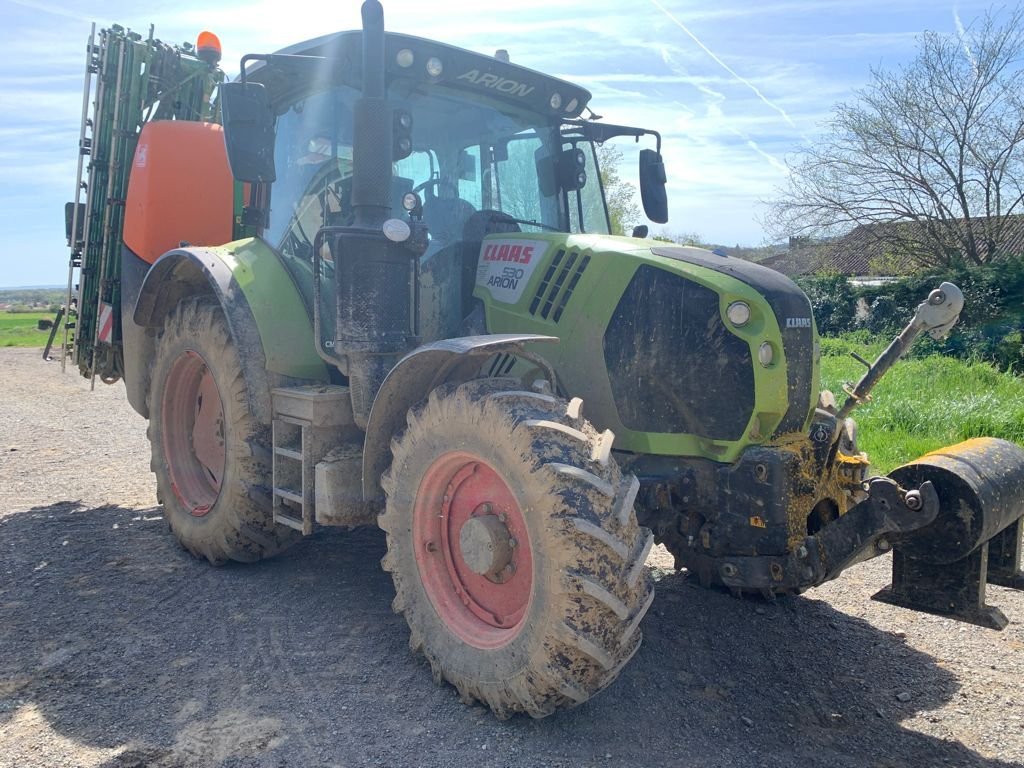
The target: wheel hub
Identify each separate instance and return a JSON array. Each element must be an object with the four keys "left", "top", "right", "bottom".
[
  {"left": 161, "top": 350, "right": 226, "bottom": 517},
  {"left": 412, "top": 452, "right": 533, "bottom": 649},
  {"left": 459, "top": 514, "right": 514, "bottom": 581}
]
